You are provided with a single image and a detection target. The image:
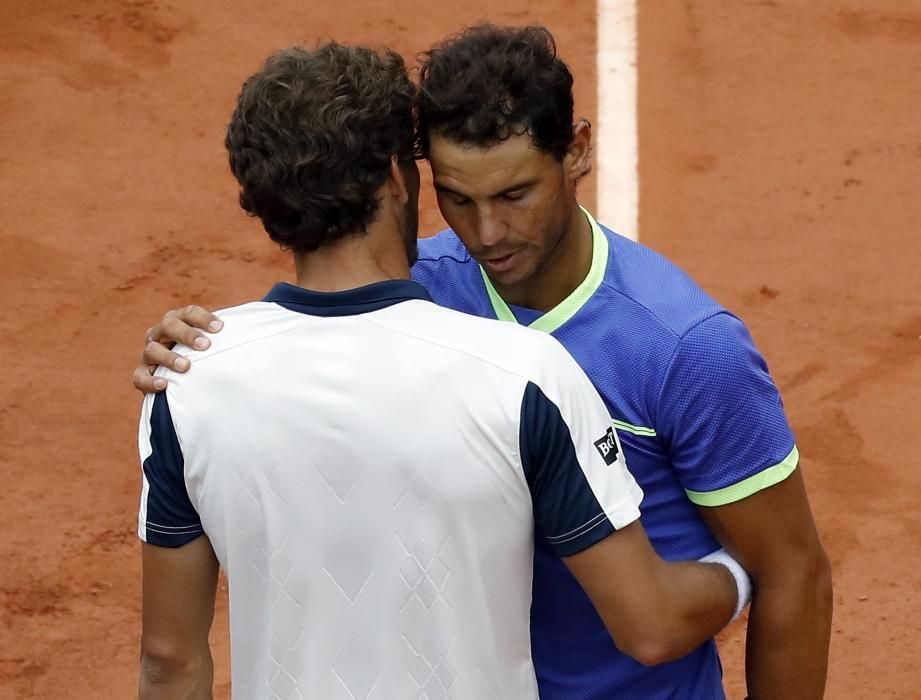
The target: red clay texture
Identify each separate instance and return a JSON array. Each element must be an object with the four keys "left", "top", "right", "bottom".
[{"left": 1, "top": 1, "right": 918, "bottom": 698}]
